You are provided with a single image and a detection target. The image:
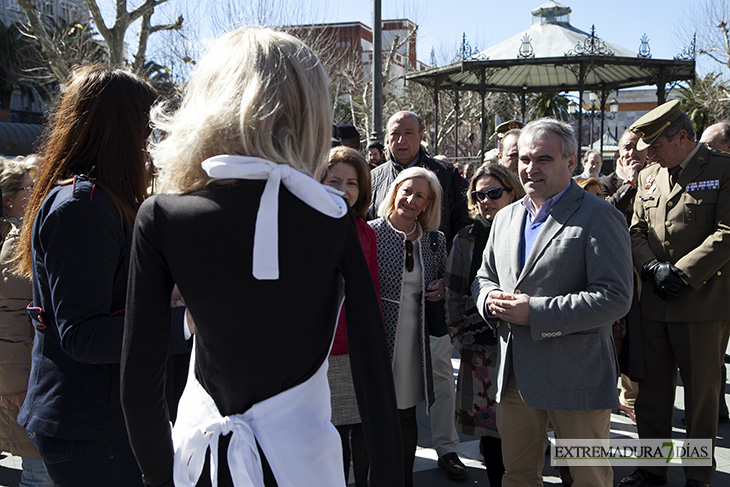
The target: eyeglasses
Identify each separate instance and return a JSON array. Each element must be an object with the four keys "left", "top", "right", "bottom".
[
  {"left": 471, "top": 187, "right": 510, "bottom": 202},
  {"left": 404, "top": 240, "right": 414, "bottom": 272}
]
